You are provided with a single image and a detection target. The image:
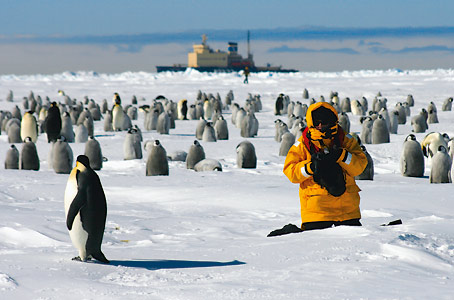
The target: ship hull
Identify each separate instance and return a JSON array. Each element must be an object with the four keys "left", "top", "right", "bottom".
[{"left": 156, "top": 66, "right": 298, "bottom": 73}]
